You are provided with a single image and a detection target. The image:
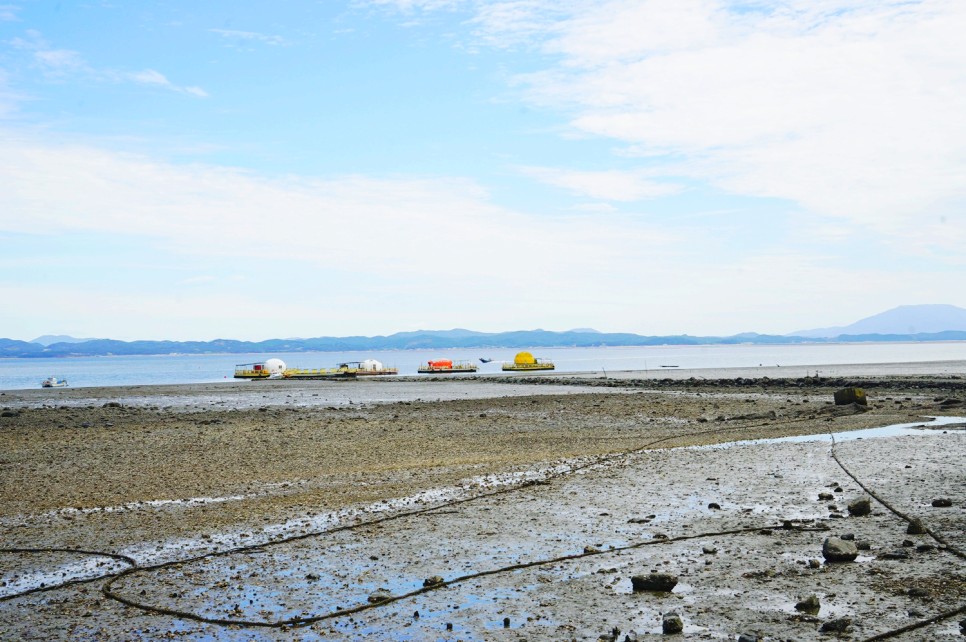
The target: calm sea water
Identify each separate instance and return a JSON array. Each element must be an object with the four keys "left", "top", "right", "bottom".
[{"left": 2, "top": 342, "right": 966, "bottom": 391}]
